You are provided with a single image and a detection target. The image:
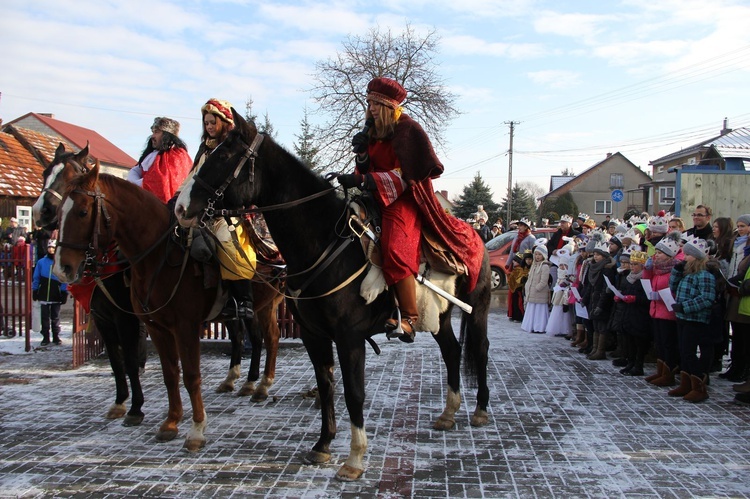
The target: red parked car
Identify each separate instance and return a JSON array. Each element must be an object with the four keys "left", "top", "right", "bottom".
[{"left": 486, "top": 228, "right": 557, "bottom": 290}]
